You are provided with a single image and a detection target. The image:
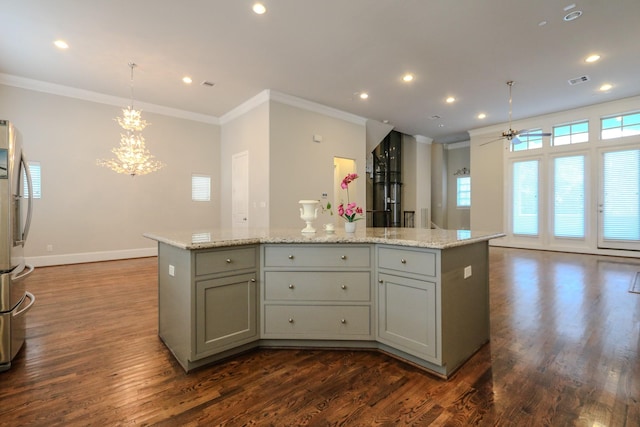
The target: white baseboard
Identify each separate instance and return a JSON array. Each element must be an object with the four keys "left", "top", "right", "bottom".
[{"left": 26, "top": 247, "right": 158, "bottom": 267}]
